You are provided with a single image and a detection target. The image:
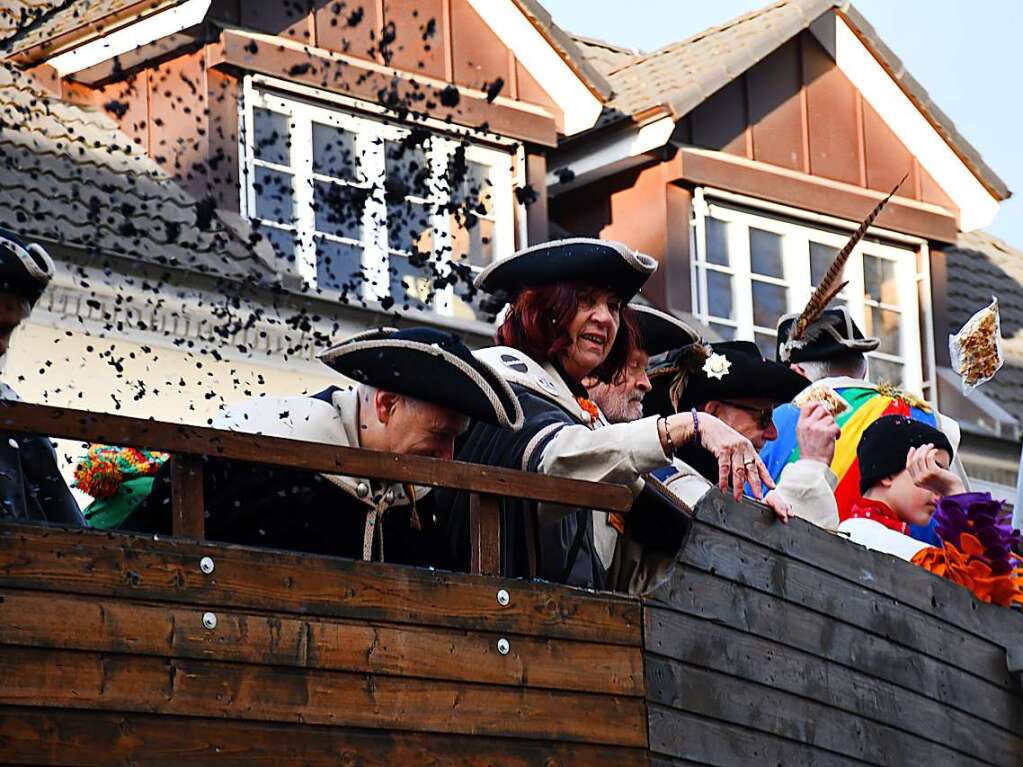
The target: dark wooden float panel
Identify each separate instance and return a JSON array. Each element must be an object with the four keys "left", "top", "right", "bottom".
[
  {"left": 0, "top": 523, "right": 647, "bottom": 765},
  {"left": 645, "top": 490, "right": 1023, "bottom": 766}
]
